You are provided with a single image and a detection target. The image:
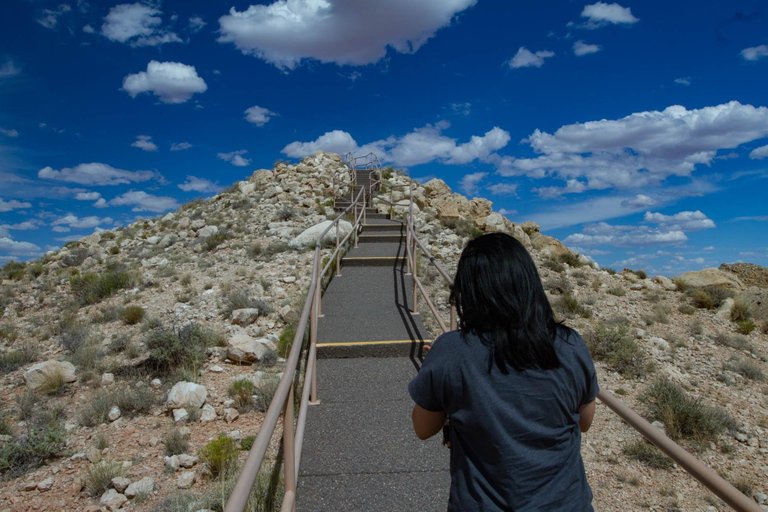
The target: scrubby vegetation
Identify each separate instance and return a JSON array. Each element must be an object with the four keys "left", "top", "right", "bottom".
[
  {"left": 145, "top": 323, "right": 224, "bottom": 376},
  {"left": 69, "top": 265, "right": 134, "bottom": 305},
  {"left": 199, "top": 435, "right": 238, "bottom": 478},
  {"left": 586, "top": 321, "right": 650, "bottom": 378},
  {"left": 0, "top": 406, "right": 67, "bottom": 478},
  {"left": 78, "top": 383, "right": 156, "bottom": 427}
]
